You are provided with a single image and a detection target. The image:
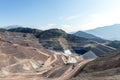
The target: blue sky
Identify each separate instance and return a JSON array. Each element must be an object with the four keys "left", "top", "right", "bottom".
[{"left": 0, "top": 0, "right": 120, "bottom": 32}]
